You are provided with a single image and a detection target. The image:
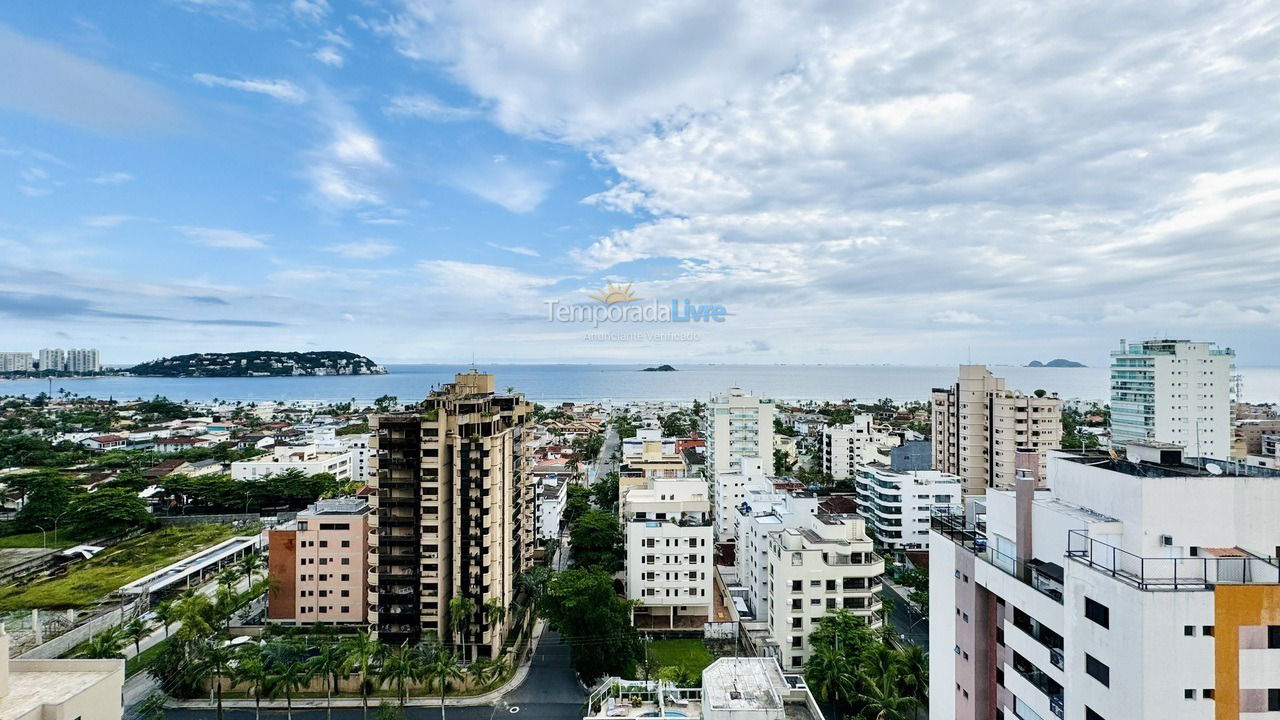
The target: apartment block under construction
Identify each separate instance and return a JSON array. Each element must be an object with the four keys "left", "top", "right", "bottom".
[{"left": 368, "top": 371, "right": 532, "bottom": 658}]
